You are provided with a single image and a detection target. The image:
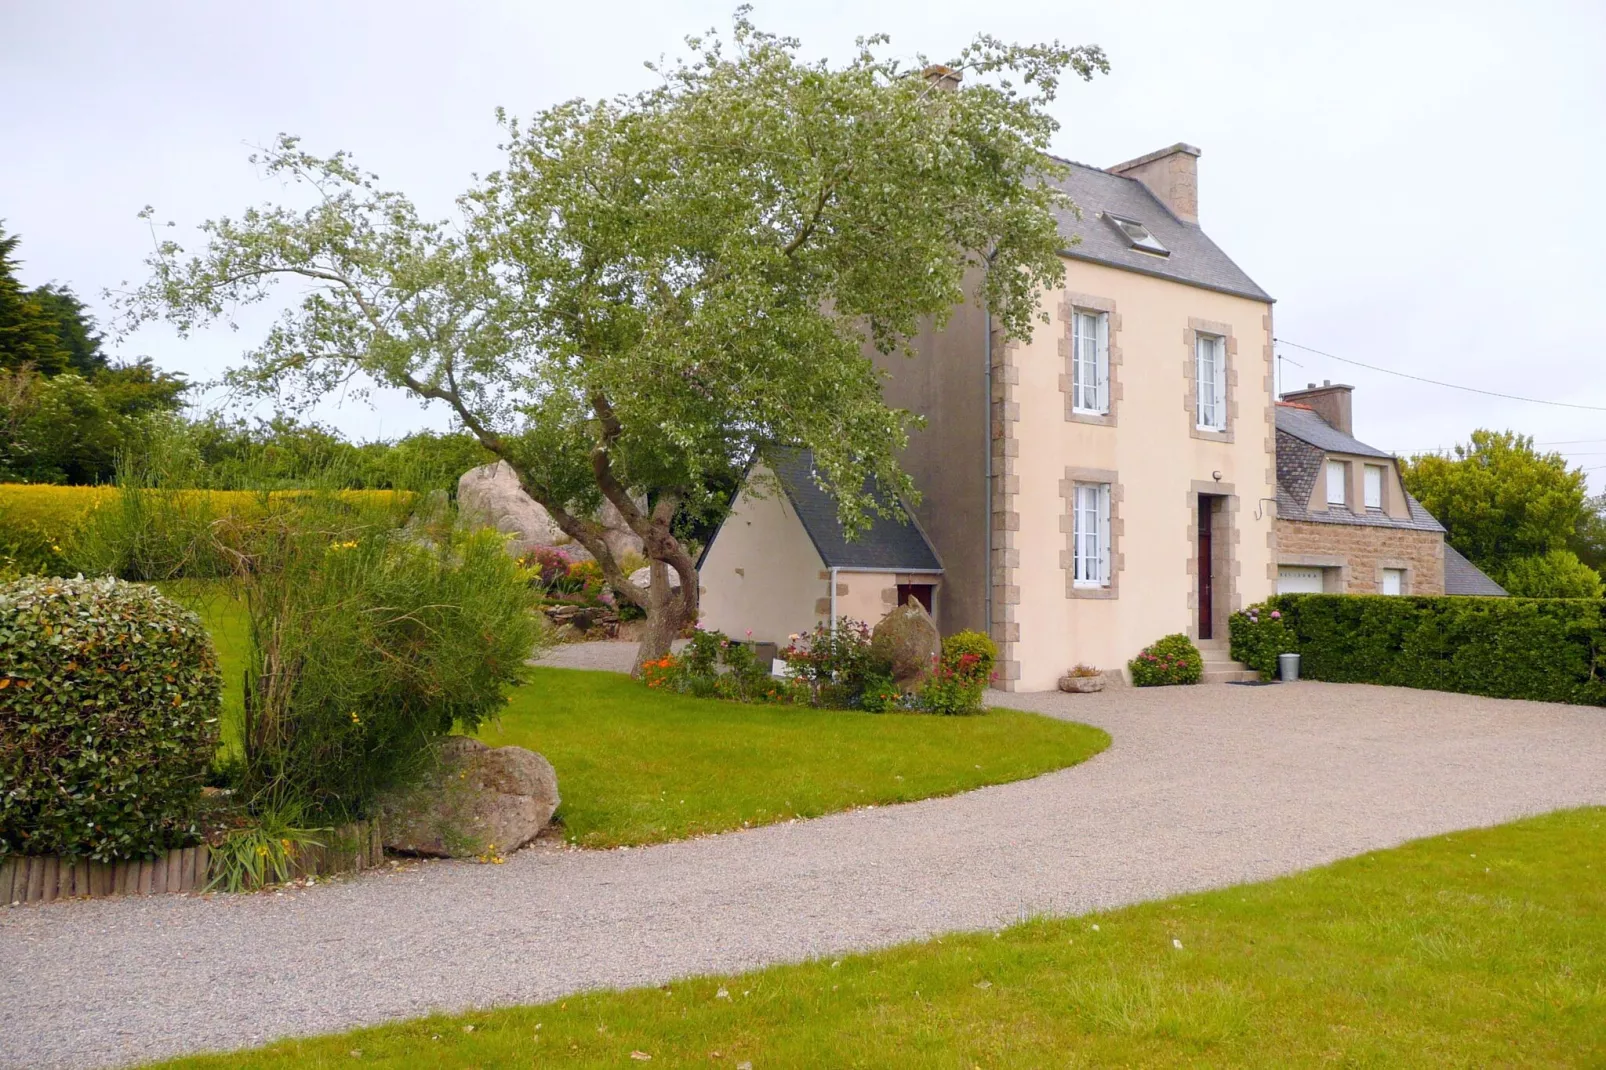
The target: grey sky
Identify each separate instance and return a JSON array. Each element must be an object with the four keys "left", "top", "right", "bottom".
[{"left": 4, "top": 1, "right": 1603, "bottom": 486}]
